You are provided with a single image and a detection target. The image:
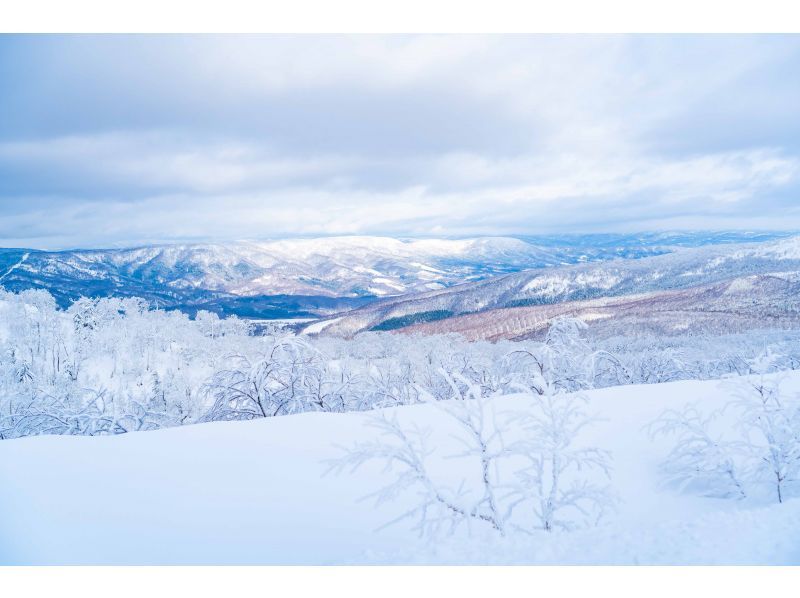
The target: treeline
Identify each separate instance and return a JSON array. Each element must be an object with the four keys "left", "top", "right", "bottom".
[{"left": 1, "top": 289, "right": 799, "bottom": 439}]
